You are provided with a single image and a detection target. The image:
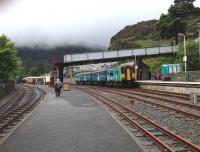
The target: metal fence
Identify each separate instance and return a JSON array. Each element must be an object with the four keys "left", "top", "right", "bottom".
[{"left": 0, "top": 81, "right": 15, "bottom": 99}]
